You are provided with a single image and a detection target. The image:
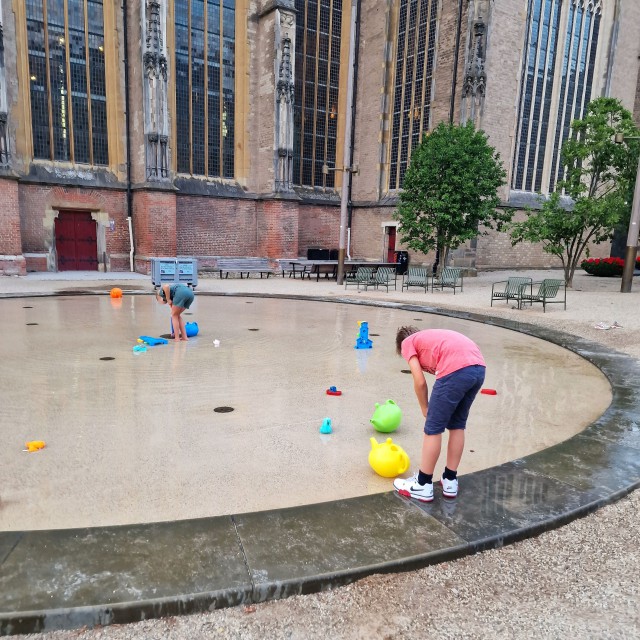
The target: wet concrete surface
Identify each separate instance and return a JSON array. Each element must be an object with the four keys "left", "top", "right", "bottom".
[
  {"left": 2, "top": 285, "right": 639, "bottom": 636},
  {"left": 0, "top": 295, "right": 610, "bottom": 531}
]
